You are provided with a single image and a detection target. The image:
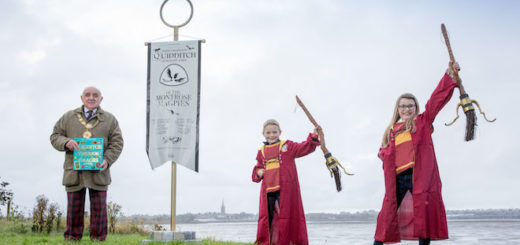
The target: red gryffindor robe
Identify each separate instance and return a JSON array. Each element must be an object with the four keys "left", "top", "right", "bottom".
[
  {"left": 375, "top": 73, "right": 457, "bottom": 243},
  {"left": 252, "top": 133, "right": 319, "bottom": 245}
]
